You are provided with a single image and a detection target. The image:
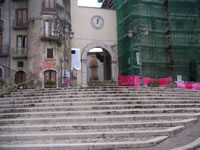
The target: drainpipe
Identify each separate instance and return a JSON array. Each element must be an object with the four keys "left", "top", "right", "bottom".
[{"left": 8, "top": 0, "right": 11, "bottom": 79}]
